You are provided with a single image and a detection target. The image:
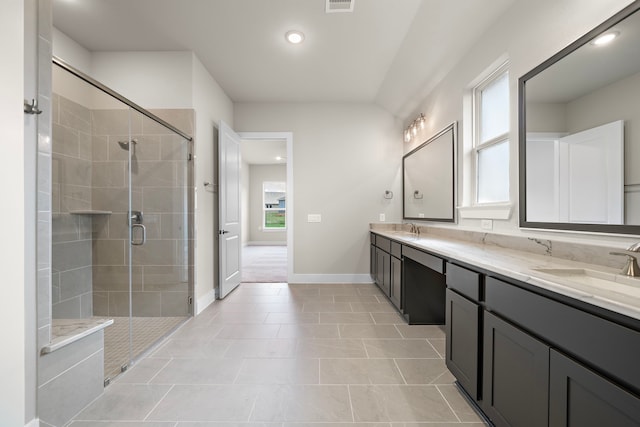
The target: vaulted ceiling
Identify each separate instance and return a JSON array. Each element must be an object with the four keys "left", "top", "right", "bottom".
[{"left": 52, "top": 0, "right": 514, "bottom": 118}]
